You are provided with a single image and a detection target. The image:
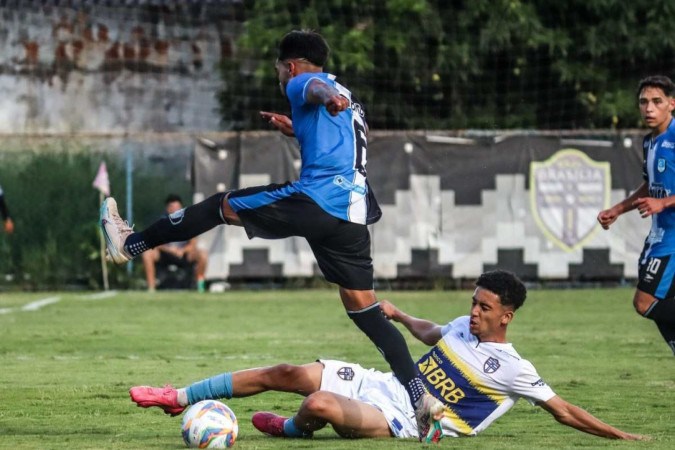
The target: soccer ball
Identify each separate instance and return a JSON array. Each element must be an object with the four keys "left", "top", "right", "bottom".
[{"left": 181, "top": 400, "right": 238, "bottom": 448}]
